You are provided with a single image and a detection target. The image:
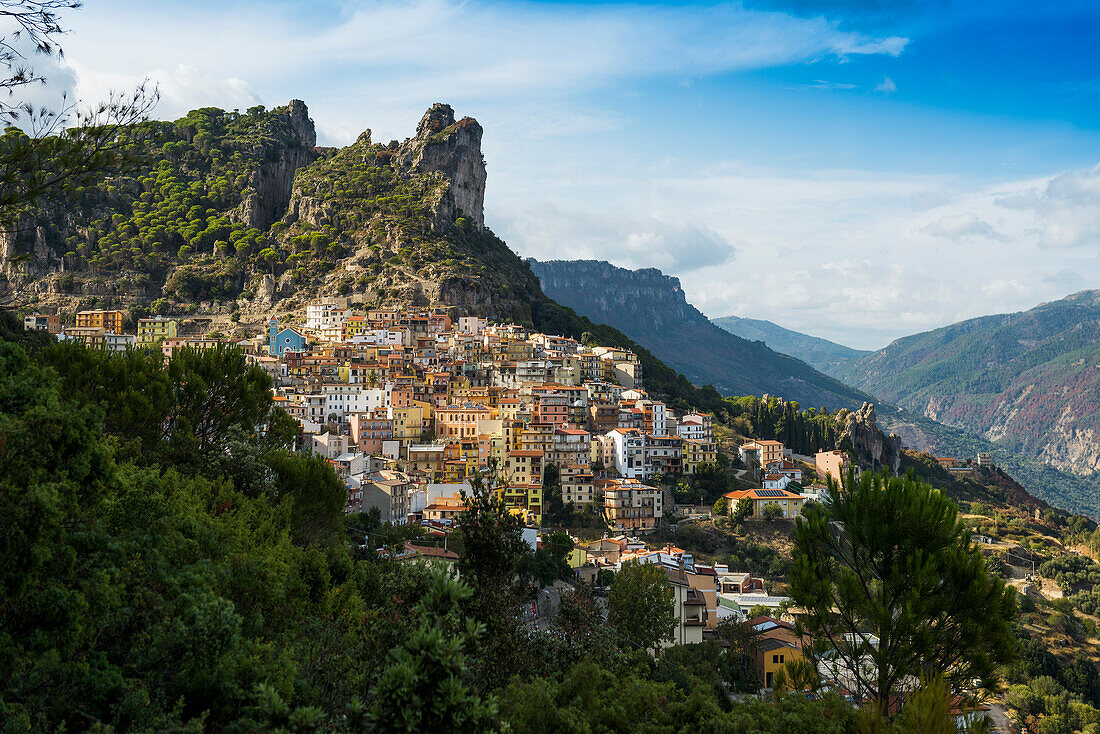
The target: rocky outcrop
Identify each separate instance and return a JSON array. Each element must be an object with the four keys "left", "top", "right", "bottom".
[
  {"left": 531, "top": 259, "right": 699, "bottom": 332},
  {"left": 839, "top": 402, "right": 902, "bottom": 474},
  {"left": 234, "top": 100, "right": 319, "bottom": 229},
  {"left": 396, "top": 103, "right": 486, "bottom": 230}
]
